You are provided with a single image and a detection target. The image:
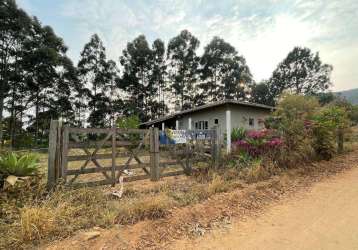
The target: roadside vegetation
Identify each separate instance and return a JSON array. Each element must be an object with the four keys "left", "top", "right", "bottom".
[{"left": 1, "top": 94, "right": 357, "bottom": 249}]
